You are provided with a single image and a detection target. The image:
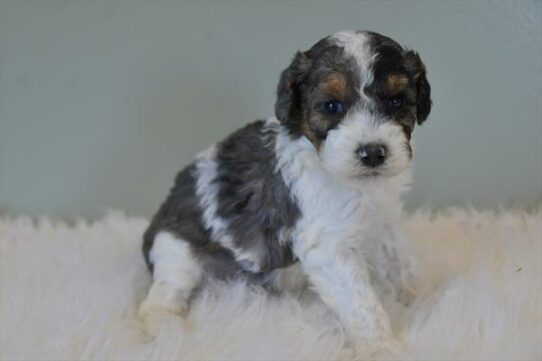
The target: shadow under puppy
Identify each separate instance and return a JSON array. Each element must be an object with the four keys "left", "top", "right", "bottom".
[{"left": 139, "top": 30, "right": 432, "bottom": 347}]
